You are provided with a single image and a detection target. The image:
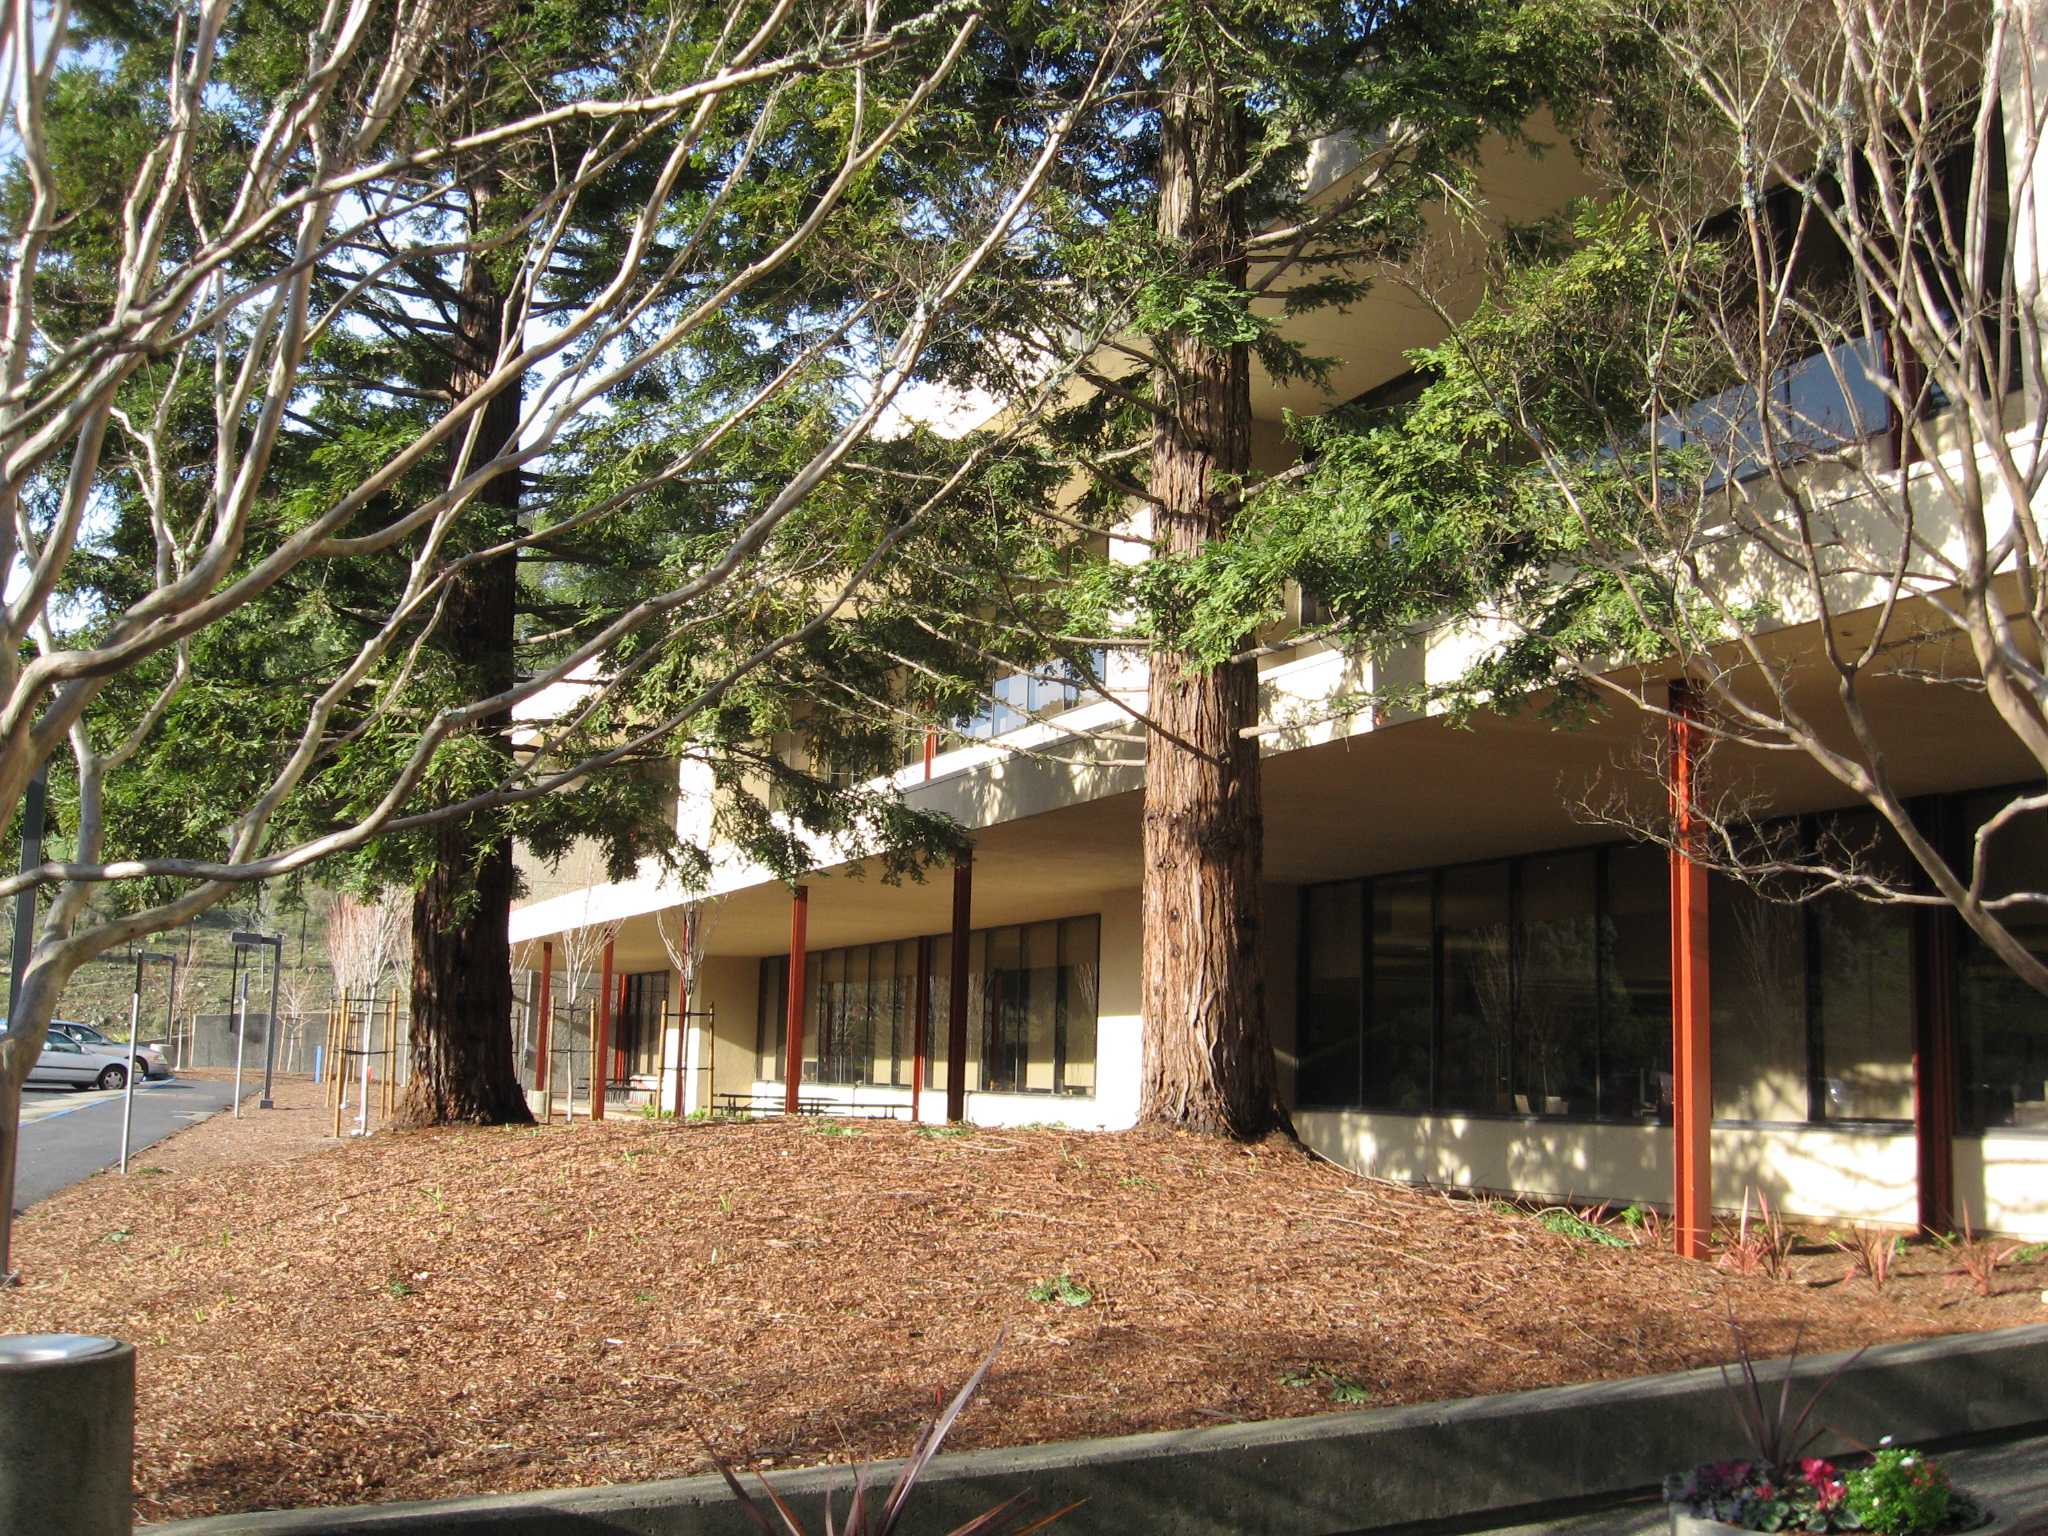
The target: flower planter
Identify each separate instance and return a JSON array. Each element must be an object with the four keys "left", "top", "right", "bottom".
[{"left": 1669, "top": 1499, "right": 2016, "bottom": 1536}]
